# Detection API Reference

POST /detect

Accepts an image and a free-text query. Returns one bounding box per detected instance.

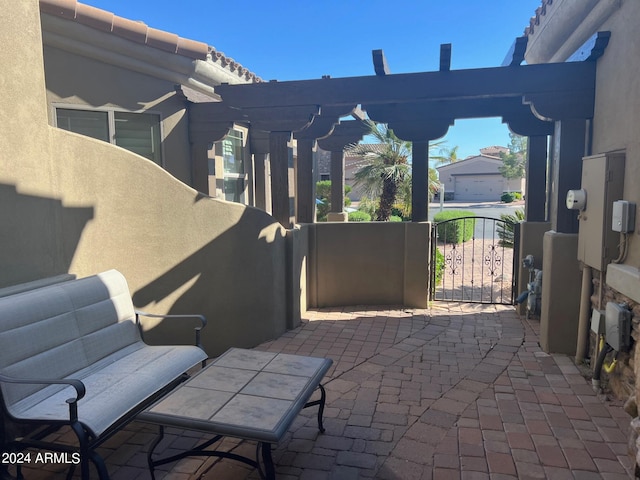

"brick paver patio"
[15,303,634,479]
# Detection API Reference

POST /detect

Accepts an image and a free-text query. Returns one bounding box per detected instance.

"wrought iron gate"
[430,216,518,305]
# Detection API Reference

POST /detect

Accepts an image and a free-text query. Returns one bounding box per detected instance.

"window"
[217,129,247,204]
[224,177,246,203]
[55,108,162,165]
[221,129,244,175]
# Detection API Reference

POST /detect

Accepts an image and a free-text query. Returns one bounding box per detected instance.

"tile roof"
[480,145,509,156]
[524,0,553,36]
[39,0,262,83]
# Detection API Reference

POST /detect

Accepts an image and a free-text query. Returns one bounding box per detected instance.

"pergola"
[195,34,609,233]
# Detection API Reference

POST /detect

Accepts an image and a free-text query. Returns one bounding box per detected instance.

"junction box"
[605,302,631,352]
[577,152,625,271]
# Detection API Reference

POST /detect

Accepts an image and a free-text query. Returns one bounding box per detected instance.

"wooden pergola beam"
[365,97,541,122]
[372,49,390,76]
[440,44,451,72]
[215,62,595,115]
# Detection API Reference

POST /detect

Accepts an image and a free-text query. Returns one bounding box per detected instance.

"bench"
[0,270,208,479]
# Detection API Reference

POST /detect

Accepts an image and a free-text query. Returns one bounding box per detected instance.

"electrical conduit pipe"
[575,265,593,364]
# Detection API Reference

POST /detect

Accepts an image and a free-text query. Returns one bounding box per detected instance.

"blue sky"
[83,0,541,159]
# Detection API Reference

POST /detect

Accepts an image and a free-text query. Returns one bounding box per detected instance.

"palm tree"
[431,145,460,166]
[350,120,411,221]
[395,167,441,219]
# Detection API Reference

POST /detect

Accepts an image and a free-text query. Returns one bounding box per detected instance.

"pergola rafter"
[211,34,606,229]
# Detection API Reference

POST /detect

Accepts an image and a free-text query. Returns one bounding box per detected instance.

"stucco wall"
[306,222,430,308]
[591,1,640,268]
[42,43,193,186]
[0,0,287,357]
[539,232,582,355]
[524,0,640,337]
[526,0,640,271]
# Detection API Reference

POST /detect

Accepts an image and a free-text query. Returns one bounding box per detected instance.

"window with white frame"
[218,129,246,204]
[55,107,162,165]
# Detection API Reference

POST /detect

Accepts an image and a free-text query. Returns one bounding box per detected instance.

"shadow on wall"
[132,206,288,357]
[0,184,94,287]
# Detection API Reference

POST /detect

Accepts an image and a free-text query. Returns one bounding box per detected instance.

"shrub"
[357,197,378,219]
[389,215,403,222]
[434,248,445,286]
[433,210,476,244]
[348,211,371,222]
[316,180,352,222]
[391,206,406,220]
[513,192,523,200]
[497,209,525,247]
[501,192,515,203]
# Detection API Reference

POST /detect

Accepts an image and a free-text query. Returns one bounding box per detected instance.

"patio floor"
[18,303,634,479]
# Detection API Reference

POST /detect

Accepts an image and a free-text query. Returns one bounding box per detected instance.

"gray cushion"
[7,342,206,436]
[0,269,207,435]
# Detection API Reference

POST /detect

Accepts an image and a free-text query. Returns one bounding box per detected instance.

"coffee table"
[138,348,332,479]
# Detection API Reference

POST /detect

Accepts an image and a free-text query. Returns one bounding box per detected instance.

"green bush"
[497,209,525,248]
[434,248,445,286]
[348,211,371,222]
[316,181,352,222]
[357,198,377,219]
[389,215,403,222]
[433,210,476,244]
[513,192,523,200]
[501,192,515,203]
[391,206,408,221]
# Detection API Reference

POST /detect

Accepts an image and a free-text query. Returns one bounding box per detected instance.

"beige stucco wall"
[526,0,640,275]
[590,1,640,270]
[0,0,287,357]
[539,232,582,355]
[525,0,640,354]
[42,43,193,186]
[306,222,430,308]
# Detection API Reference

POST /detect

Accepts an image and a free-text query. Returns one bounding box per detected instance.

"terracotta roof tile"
[111,16,147,44]
[39,0,76,18]
[146,27,180,54]
[177,37,208,59]
[525,0,553,36]
[75,2,113,32]
[39,0,262,82]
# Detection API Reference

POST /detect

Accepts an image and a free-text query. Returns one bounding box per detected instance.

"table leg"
[303,384,327,433]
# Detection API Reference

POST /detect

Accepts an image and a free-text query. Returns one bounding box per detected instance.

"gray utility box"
[605,302,631,352]
[577,152,625,271]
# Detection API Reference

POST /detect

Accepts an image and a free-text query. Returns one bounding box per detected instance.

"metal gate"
[430,216,518,304]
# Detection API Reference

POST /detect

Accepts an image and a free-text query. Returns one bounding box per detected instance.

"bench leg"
[146,425,165,480]
[259,443,275,480]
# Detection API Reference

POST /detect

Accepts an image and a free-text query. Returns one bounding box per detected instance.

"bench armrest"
[135,310,207,350]
[0,373,86,422]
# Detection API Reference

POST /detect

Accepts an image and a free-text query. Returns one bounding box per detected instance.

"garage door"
[454,175,503,201]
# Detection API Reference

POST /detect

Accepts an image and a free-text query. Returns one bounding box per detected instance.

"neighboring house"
[315,148,368,202]
[436,150,524,201]
[39,0,261,204]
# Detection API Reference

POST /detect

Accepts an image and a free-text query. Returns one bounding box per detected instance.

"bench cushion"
[8,342,206,436]
[0,270,207,436]
[0,270,142,404]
